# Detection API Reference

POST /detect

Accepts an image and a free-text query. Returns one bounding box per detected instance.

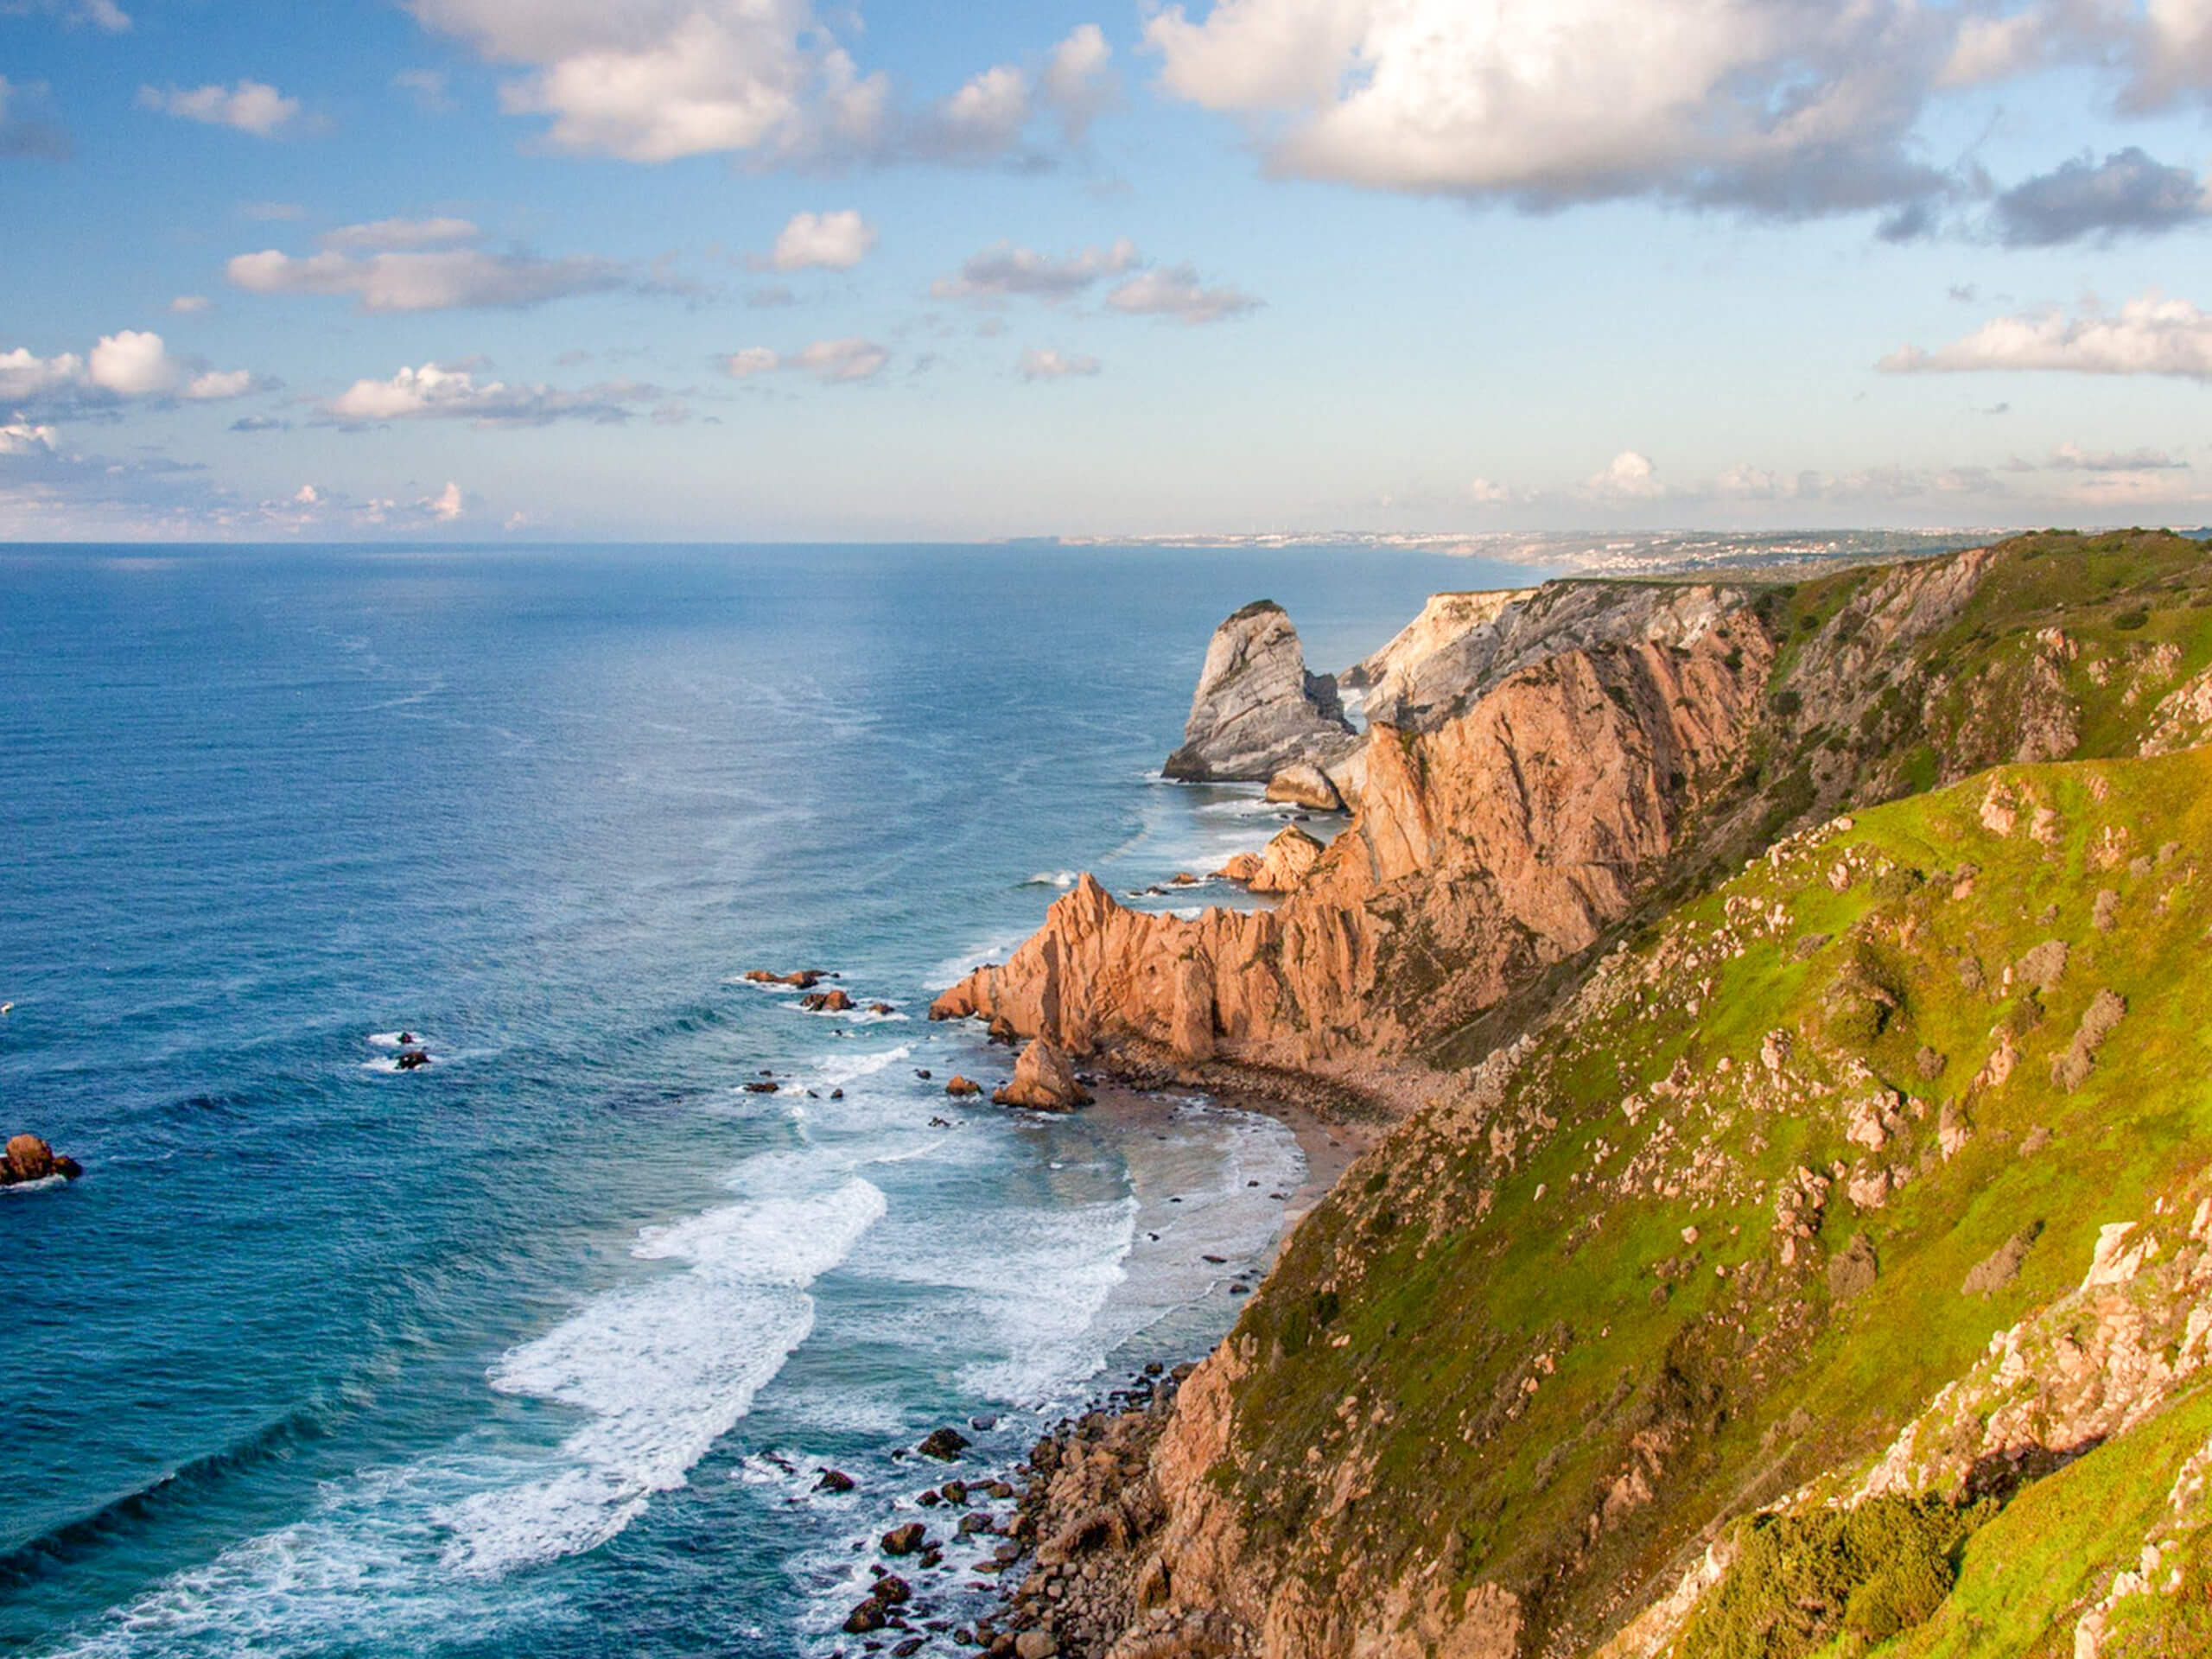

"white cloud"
[322,362,663,426]
[1041,22,1115,141]
[0,419,57,455]
[138,80,301,137]
[1103,264,1261,323]
[322,216,481,251]
[2047,441,2190,472]
[0,329,264,416]
[425,480,466,522]
[227,247,626,312]
[294,483,321,505]
[1018,346,1102,380]
[1141,0,1958,215]
[405,0,888,163]
[1586,450,1667,499]
[87,328,179,394]
[2,0,130,29]
[169,295,213,315]
[930,238,1140,302]
[1881,291,2212,380]
[760,208,876,271]
[722,338,889,384]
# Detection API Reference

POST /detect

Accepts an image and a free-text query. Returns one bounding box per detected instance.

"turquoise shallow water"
[0,543,1533,1656]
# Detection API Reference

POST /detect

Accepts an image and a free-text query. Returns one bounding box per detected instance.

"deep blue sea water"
[0,543,1535,1657]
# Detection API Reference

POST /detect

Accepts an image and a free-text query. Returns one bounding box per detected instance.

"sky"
[5,0,2212,542]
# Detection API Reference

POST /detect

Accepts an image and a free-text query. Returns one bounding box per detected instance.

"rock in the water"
[992,1040,1092,1111]
[742,1080,780,1094]
[881,1522,929,1555]
[1161,601,1359,785]
[1212,851,1263,885]
[1247,824,1326,894]
[918,1426,972,1461]
[945,1075,983,1097]
[799,988,855,1012]
[816,1468,856,1492]
[395,1048,431,1071]
[2,1133,80,1185]
[1263,761,1343,811]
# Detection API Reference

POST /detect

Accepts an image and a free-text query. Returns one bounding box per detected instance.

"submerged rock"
[1,1133,80,1185]
[1161,601,1359,786]
[395,1048,431,1071]
[993,1040,1092,1111]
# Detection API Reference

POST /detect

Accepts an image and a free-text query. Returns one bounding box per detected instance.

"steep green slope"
[1200,741,2212,1655]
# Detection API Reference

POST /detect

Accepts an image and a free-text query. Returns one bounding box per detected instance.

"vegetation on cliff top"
[1205,719,2212,1654]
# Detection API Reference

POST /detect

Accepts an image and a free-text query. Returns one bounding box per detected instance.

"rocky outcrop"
[1245,824,1325,894]
[936,588,1774,1069]
[1263,762,1343,812]
[1162,602,1360,790]
[2,1133,81,1185]
[994,1039,1093,1110]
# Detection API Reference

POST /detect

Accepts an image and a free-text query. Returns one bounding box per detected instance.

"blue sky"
[5,0,2212,540]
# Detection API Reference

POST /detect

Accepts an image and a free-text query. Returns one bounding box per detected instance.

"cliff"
[936,582,1773,1070]
[973,529,2212,1659]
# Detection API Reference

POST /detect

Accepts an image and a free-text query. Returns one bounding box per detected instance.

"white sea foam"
[808,1042,912,1090]
[925,932,1033,990]
[1022,869,1080,888]
[440,1176,887,1575]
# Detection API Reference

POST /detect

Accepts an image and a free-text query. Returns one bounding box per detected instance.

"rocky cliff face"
[982,531,2212,1659]
[1161,601,1362,794]
[936,586,1775,1071]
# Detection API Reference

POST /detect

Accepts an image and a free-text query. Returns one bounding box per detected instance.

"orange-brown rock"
[2,1133,80,1185]
[992,1039,1092,1110]
[1245,823,1325,893]
[933,599,1772,1067]
[1212,852,1262,885]
[945,1075,984,1097]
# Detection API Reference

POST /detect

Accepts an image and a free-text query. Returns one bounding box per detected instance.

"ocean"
[0,542,1535,1656]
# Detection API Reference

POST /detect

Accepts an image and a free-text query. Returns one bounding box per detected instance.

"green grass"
[1207,741,2212,1653]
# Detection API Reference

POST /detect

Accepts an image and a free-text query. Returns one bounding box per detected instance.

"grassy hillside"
[1204,738,2212,1655]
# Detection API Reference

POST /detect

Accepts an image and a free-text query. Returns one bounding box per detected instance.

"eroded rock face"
[936,593,1774,1071]
[1162,601,1359,787]
[1246,824,1325,894]
[1263,762,1343,812]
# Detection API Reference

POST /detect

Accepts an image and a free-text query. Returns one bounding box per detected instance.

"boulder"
[918,1426,972,1460]
[816,1468,856,1493]
[945,1076,984,1097]
[799,988,855,1012]
[993,1040,1092,1111]
[1212,851,1263,885]
[1247,824,1326,894]
[1161,601,1360,784]
[742,1081,780,1095]
[395,1049,431,1071]
[881,1522,929,1555]
[1263,761,1343,812]
[2,1133,79,1185]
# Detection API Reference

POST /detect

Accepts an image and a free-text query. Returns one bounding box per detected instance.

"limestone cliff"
[1161,601,1361,791]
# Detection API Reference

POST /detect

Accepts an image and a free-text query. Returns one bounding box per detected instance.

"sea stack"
[1160,601,1361,791]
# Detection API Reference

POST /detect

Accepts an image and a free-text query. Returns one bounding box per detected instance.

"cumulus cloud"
[758,209,875,271]
[1993,149,2211,245]
[1041,22,1116,142]
[1586,450,1668,499]
[1018,346,1102,380]
[1882,291,2212,380]
[0,328,266,416]
[322,215,481,251]
[404,0,889,163]
[321,361,664,426]
[1141,0,1972,217]
[721,337,889,384]
[425,480,466,522]
[227,246,626,312]
[931,238,1140,302]
[912,24,1116,159]
[1103,264,1261,323]
[0,419,58,455]
[138,80,301,137]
